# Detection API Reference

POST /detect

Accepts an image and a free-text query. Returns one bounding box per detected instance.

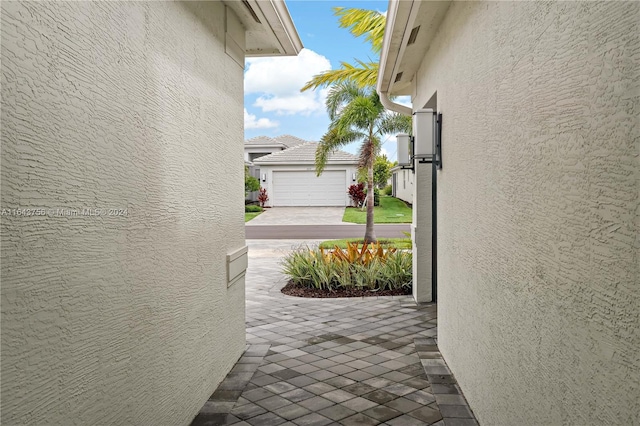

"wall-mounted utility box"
[397,133,412,166]
[413,109,435,159]
[227,245,248,287]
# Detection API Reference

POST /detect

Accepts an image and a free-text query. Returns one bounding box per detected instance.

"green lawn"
[342,196,412,224]
[245,212,262,222]
[319,238,412,250]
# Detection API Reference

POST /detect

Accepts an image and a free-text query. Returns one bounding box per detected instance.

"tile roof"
[273,134,309,148]
[245,134,310,149]
[253,142,358,165]
[244,136,285,148]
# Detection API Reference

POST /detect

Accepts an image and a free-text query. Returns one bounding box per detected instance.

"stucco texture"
[412,162,432,303]
[1,2,246,425]
[413,2,639,425]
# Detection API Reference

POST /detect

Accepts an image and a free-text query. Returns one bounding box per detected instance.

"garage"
[273,170,347,206]
[252,141,359,207]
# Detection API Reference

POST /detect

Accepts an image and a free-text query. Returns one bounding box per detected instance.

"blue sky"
[243,1,402,160]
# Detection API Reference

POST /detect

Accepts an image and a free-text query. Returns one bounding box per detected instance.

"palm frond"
[300,61,379,92]
[316,127,361,175]
[335,96,379,131]
[325,81,367,120]
[376,112,413,136]
[333,7,386,54]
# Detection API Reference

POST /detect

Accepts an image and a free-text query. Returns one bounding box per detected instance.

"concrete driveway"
[246,207,346,226]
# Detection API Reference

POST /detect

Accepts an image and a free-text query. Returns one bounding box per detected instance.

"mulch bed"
[281,280,412,298]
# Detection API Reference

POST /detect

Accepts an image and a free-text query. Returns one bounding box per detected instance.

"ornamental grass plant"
[281,242,412,292]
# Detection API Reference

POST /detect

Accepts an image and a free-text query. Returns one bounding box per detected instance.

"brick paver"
[192,240,478,426]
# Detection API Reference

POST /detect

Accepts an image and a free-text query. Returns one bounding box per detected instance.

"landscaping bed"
[280,243,412,298]
[281,280,411,298]
[245,205,263,222]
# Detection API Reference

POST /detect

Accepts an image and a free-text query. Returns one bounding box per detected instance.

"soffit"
[378,1,451,96]
[224,0,302,56]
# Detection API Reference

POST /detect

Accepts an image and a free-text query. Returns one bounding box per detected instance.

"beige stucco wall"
[412,2,639,424]
[1,2,246,425]
[412,162,432,303]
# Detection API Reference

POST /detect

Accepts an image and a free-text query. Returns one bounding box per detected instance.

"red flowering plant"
[347,183,366,208]
[257,188,269,208]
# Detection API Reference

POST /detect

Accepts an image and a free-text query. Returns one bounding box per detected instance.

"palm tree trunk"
[364,161,377,243]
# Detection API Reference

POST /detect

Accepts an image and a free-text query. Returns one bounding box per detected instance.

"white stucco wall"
[1,2,246,425]
[393,168,414,204]
[244,147,284,162]
[412,2,639,424]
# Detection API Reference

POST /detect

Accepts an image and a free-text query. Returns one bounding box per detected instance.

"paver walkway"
[192,240,477,426]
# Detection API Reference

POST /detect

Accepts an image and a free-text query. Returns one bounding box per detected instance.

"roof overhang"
[225,0,302,56]
[378,0,451,97]
[244,144,285,149]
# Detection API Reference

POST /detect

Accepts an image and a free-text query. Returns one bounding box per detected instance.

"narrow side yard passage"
[193,241,477,426]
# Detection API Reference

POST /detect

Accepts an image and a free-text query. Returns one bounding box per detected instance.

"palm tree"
[301,8,385,91]
[316,81,411,243]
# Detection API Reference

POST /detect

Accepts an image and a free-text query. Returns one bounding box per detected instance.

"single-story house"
[378,0,638,425]
[1,1,301,425]
[244,135,307,202]
[391,165,413,204]
[253,142,359,206]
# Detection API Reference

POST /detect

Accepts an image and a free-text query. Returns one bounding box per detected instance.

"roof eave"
[377,0,452,97]
[225,0,302,57]
[244,144,285,149]
[378,0,414,97]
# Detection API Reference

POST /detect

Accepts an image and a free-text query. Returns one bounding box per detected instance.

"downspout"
[378,90,412,116]
[376,0,414,117]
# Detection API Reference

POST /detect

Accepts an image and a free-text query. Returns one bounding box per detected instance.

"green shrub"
[383,184,393,196]
[281,243,412,291]
[245,166,260,195]
[245,205,263,213]
[363,187,380,206]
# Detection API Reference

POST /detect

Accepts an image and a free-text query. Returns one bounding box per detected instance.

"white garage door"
[273,170,347,206]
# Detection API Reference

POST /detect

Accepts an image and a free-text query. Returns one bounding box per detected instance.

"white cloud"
[244,48,331,116]
[395,96,412,108]
[254,95,318,115]
[244,108,278,129]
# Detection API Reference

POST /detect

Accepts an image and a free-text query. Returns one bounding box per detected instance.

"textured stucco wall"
[412,1,639,424]
[412,162,432,303]
[1,2,246,425]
